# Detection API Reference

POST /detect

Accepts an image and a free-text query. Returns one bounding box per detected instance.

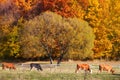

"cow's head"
[110,69,115,74]
[13,66,16,70]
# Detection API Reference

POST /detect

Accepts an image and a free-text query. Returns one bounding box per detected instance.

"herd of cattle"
[1,62,115,74]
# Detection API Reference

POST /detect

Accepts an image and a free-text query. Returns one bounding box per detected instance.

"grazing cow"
[30,63,43,71]
[75,63,92,73]
[2,62,16,70]
[98,64,115,74]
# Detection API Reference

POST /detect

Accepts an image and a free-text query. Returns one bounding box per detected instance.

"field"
[0,61,120,80]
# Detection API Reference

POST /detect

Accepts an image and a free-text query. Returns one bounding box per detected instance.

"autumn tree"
[22,11,74,64]
[31,0,84,18]
[106,0,120,60]
[0,25,20,59]
[84,0,112,59]
[66,18,95,60]
[22,11,94,64]
[93,0,120,60]
[0,0,39,23]
[17,18,45,60]
[0,0,84,21]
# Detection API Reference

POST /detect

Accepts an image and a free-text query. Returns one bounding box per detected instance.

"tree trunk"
[57,56,63,65]
[57,44,69,65]
[57,52,66,66]
[49,55,53,64]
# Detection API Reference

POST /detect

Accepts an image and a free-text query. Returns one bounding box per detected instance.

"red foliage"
[0,0,80,20]
[77,0,89,10]
[32,0,78,18]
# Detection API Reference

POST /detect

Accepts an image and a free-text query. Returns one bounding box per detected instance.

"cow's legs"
[75,68,81,73]
[30,66,33,71]
[75,68,79,73]
[107,69,111,73]
[75,69,78,73]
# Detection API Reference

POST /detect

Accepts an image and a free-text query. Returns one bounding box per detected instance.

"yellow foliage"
[1,25,10,34]
[89,0,99,7]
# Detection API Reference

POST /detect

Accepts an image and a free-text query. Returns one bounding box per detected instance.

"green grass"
[0,62,120,80]
[0,71,120,80]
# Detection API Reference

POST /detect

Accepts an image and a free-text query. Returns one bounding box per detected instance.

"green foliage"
[66,18,95,60]
[18,17,45,59]
[22,11,74,60]
[22,11,94,60]
[0,25,20,59]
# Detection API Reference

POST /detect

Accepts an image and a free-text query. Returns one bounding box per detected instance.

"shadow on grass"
[112,73,120,76]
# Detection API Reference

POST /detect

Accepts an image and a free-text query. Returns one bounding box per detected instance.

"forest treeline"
[0,0,120,62]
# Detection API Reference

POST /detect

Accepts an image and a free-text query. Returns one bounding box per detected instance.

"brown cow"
[75,63,92,73]
[2,62,16,70]
[98,64,115,74]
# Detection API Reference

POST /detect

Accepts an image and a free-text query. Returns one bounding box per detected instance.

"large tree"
[106,0,120,60]
[21,11,94,64]
[84,0,112,59]
[22,11,74,64]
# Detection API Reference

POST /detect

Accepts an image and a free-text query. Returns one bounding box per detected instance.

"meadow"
[0,61,120,80]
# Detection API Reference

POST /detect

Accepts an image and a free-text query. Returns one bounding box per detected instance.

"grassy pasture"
[0,61,120,80]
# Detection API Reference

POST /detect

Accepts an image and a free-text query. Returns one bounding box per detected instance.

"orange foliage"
[0,0,82,19]
[33,0,81,18]
[41,0,68,17]
[77,0,89,10]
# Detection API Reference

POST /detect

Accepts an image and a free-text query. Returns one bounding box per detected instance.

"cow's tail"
[75,64,79,73]
[99,65,101,71]
[39,65,43,71]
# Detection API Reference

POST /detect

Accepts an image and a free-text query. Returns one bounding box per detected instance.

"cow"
[98,64,115,74]
[75,63,92,73]
[2,62,16,70]
[30,63,43,71]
